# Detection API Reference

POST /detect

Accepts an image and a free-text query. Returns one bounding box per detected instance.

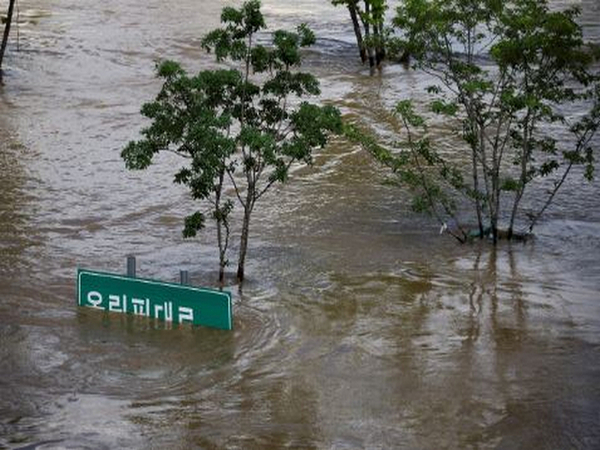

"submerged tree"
[331,0,388,70]
[350,0,600,243]
[122,1,341,282]
[0,0,17,80]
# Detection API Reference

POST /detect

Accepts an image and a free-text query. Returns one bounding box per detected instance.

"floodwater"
[1,0,599,448]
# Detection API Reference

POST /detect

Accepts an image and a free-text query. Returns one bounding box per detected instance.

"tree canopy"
[348,0,600,242]
[122,0,342,282]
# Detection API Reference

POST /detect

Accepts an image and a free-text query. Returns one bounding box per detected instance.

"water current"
[1,0,599,448]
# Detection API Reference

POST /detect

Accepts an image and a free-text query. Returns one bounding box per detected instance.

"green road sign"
[77,269,232,330]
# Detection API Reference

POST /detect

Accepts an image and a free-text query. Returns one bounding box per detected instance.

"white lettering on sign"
[178,307,194,323]
[108,294,127,313]
[79,270,232,329]
[87,291,103,309]
[100,293,196,324]
[132,298,150,316]
[83,288,202,325]
[154,301,173,321]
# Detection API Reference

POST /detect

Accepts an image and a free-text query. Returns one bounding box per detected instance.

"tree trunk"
[217,217,227,284]
[236,205,252,282]
[214,170,228,284]
[466,119,484,238]
[219,214,231,284]
[528,162,574,234]
[362,2,376,71]
[490,215,498,244]
[373,23,385,68]
[490,163,501,244]
[476,119,495,241]
[507,190,522,240]
[0,0,17,78]
[508,117,533,240]
[219,263,225,284]
[488,168,499,244]
[472,153,484,238]
[347,5,367,64]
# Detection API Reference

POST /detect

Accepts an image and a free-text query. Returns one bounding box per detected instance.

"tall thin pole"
[127,255,136,278]
[0,0,17,78]
[180,270,189,285]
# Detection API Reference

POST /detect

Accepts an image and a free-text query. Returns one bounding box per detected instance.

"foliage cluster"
[122,1,342,282]
[349,0,600,242]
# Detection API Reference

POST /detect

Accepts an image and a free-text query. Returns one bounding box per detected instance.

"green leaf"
[430,99,458,116]
[183,212,206,238]
[500,177,519,191]
[395,100,425,127]
[297,23,316,47]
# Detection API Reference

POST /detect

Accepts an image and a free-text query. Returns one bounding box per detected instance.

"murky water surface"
[1,1,599,448]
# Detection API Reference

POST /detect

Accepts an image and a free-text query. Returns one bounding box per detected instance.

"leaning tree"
[0,0,17,80]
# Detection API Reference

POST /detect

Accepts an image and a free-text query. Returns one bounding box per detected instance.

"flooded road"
[1,0,600,448]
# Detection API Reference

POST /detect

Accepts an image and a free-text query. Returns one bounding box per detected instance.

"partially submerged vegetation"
[331,0,388,71]
[123,0,599,282]
[122,1,342,283]
[349,0,600,244]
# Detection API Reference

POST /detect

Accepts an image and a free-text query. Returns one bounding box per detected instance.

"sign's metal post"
[127,256,136,278]
[180,270,189,285]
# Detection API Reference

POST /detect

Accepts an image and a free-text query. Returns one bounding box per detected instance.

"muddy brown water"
[1,1,600,449]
